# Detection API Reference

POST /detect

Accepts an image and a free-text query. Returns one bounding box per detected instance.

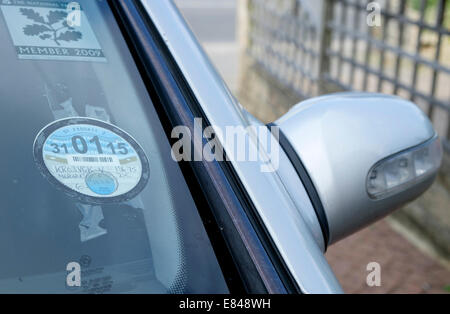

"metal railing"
[246,0,450,151]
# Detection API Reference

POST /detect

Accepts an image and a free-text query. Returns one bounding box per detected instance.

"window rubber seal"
[268,123,330,249]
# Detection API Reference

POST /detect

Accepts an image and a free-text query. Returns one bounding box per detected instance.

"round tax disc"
[33,117,150,204]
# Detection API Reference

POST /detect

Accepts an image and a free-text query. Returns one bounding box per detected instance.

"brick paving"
[326,219,450,294]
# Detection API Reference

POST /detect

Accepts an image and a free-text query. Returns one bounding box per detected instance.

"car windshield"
[0,0,228,293]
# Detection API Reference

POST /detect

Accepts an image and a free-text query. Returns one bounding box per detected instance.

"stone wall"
[238,55,300,123]
[392,154,450,260]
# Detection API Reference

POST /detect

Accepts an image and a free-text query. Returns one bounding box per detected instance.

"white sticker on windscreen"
[0,0,106,62]
[33,118,150,204]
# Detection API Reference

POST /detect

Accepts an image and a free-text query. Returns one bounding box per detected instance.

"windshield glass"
[0,0,229,293]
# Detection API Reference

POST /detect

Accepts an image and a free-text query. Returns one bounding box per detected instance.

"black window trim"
[108,0,290,294]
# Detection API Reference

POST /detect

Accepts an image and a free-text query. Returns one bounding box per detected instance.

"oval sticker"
[33,118,150,204]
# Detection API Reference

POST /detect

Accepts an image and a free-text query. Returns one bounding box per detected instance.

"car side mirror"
[273,93,443,245]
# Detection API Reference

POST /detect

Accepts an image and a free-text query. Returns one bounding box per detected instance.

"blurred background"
[174,0,450,293]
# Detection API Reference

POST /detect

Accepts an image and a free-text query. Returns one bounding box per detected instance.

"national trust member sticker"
[33,117,150,204]
[0,0,107,62]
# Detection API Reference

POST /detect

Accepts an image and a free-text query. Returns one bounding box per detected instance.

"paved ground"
[175,0,450,294]
[327,219,450,293]
[175,0,239,92]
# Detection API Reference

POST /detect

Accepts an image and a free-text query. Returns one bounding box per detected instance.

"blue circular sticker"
[85,171,118,196]
[33,118,150,204]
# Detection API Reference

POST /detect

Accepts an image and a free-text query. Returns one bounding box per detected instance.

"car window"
[0,0,228,294]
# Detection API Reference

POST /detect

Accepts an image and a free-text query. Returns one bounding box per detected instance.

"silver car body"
[140,0,343,293]
[276,93,437,243]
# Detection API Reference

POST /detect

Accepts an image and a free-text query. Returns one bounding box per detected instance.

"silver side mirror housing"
[275,93,443,245]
